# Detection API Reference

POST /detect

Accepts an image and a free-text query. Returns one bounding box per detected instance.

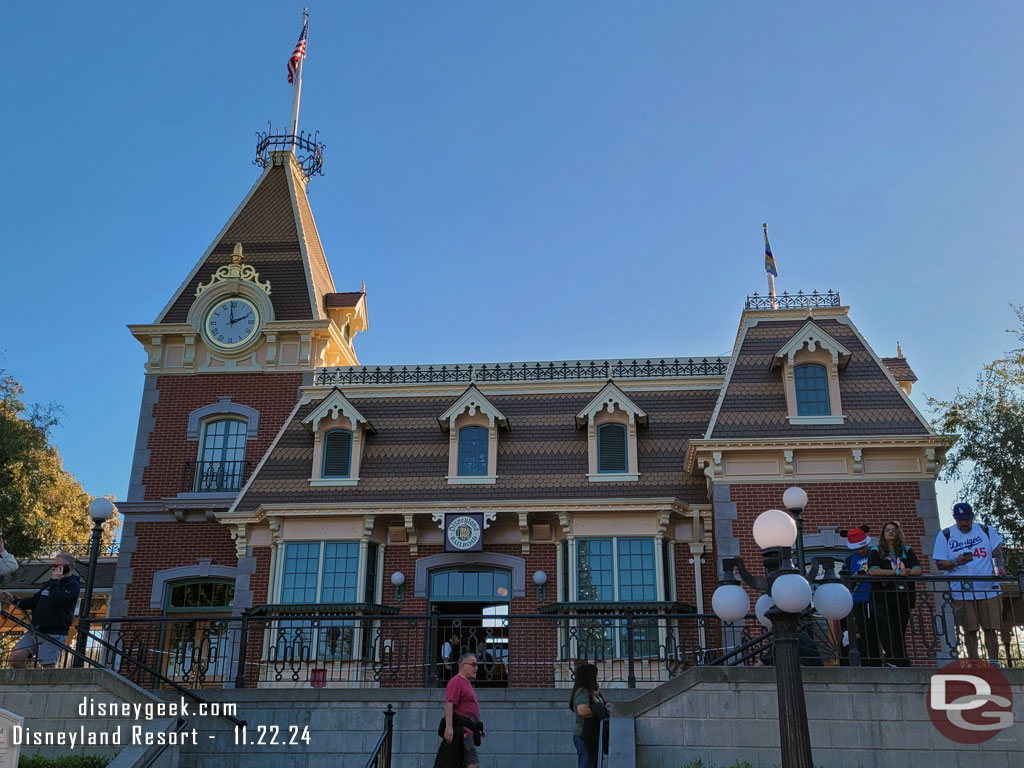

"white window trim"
[439,385,508,484]
[571,536,662,602]
[577,381,647,483]
[772,323,851,425]
[303,388,374,486]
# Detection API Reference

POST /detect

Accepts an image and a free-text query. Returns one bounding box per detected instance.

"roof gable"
[302,388,374,433]
[438,385,509,431]
[772,321,852,369]
[575,381,648,429]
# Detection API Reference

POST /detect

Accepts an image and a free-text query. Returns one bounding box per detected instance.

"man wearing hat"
[932,503,1007,664]
[843,526,880,665]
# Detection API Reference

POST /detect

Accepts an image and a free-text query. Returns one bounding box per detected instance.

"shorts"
[462,730,479,766]
[954,596,1002,633]
[13,631,66,666]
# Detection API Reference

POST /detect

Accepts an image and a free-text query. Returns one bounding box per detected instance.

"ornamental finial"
[232,243,244,266]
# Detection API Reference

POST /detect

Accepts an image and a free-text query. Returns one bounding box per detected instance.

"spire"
[155,154,336,324]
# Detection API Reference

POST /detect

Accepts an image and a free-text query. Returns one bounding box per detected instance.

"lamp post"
[782,486,808,574]
[73,497,115,667]
[712,508,852,768]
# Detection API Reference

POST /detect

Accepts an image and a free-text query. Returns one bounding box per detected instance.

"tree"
[0,369,120,563]
[930,307,1024,552]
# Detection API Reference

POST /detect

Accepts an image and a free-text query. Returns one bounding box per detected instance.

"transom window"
[323,430,353,478]
[279,541,380,604]
[196,418,247,492]
[165,580,235,612]
[457,426,488,477]
[794,364,831,416]
[576,537,657,602]
[597,423,628,473]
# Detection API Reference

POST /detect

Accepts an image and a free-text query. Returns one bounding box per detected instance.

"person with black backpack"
[868,521,922,666]
[932,502,1007,665]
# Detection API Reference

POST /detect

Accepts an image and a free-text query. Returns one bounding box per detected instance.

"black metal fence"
[4,574,1023,687]
[181,460,252,493]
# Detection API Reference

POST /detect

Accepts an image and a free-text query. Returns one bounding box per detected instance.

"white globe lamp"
[88,497,116,522]
[771,573,812,613]
[782,486,808,511]
[755,594,775,629]
[752,509,798,549]
[712,584,750,623]
[813,582,853,620]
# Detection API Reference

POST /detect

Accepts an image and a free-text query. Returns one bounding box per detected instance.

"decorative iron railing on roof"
[744,289,841,310]
[314,357,729,387]
[254,123,325,179]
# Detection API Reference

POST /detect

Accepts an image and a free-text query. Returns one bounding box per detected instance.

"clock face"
[446,515,483,551]
[204,298,260,349]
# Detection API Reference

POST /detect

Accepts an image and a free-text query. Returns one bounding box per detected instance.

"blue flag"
[764,229,778,277]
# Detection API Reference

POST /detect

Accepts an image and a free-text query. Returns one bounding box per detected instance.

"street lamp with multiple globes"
[73,497,115,667]
[711,503,853,768]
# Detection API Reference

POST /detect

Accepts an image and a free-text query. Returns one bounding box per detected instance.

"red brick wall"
[142,373,303,500]
[728,482,926,574]
[125,521,238,617]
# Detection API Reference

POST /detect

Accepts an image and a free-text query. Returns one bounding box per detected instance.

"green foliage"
[0,369,120,563]
[19,755,110,768]
[930,306,1024,556]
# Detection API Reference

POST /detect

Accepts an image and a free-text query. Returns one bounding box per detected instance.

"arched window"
[794,364,831,416]
[457,426,488,477]
[162,579,235,684]
[165,580,236,613]
[196,418,247,492]
[597,423,628,473]
[323,429,353,478]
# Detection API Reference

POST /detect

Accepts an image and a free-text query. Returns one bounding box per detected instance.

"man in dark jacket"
[1,553,81,668]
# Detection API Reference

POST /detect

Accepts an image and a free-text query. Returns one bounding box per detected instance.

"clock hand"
[230,310,253,325]
[229,303,235,324]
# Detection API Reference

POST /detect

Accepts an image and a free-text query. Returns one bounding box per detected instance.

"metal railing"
[364,705,395,768]
[314,357,729,387]
[182,460,252,493]
[6,575,1020,692]
[744,289,842,310]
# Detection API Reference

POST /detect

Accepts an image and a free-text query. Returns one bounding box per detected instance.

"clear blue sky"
[2,2,1022,524]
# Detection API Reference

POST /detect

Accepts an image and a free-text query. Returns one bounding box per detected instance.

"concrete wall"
[0,669,179,766]
[161,686,638,768]
[616,666,1024,768]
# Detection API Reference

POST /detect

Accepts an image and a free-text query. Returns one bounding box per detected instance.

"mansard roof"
[155,153,338,324]
[880,356,918,383]
[230,386,719,514]
[706,313,933,439]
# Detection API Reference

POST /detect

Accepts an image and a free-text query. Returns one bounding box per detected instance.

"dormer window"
[457,426,489,477]
[597,423,628,473]
[772,321,850,425]
[304,389,374,487]
[323,429,353,478]
[439,385,509,485]
[794,364,831,416]
[576,381,647,482]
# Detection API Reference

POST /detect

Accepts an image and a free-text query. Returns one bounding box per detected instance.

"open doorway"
[429,567,512,688]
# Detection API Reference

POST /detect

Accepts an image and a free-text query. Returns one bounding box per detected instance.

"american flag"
[287,18,308,85]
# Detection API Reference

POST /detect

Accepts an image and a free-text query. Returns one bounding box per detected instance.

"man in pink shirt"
[443,653,481,768]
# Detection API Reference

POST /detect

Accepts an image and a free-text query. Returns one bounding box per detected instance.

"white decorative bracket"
[196,243,271,298]
[518,512,530,554]
[230,523,247,559]
[404,513,419,555]
[783,450,794,478]
[852,448,863,476]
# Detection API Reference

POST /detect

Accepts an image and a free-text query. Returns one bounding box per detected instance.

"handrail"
[1,600,246,727]
[138,717,189,768]
[364,705,395,768]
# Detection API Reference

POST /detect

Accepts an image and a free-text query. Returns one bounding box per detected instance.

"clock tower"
[112,146,367,618]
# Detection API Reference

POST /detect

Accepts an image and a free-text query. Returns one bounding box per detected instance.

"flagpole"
[289,9,308,151]
[764,223,778,309]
